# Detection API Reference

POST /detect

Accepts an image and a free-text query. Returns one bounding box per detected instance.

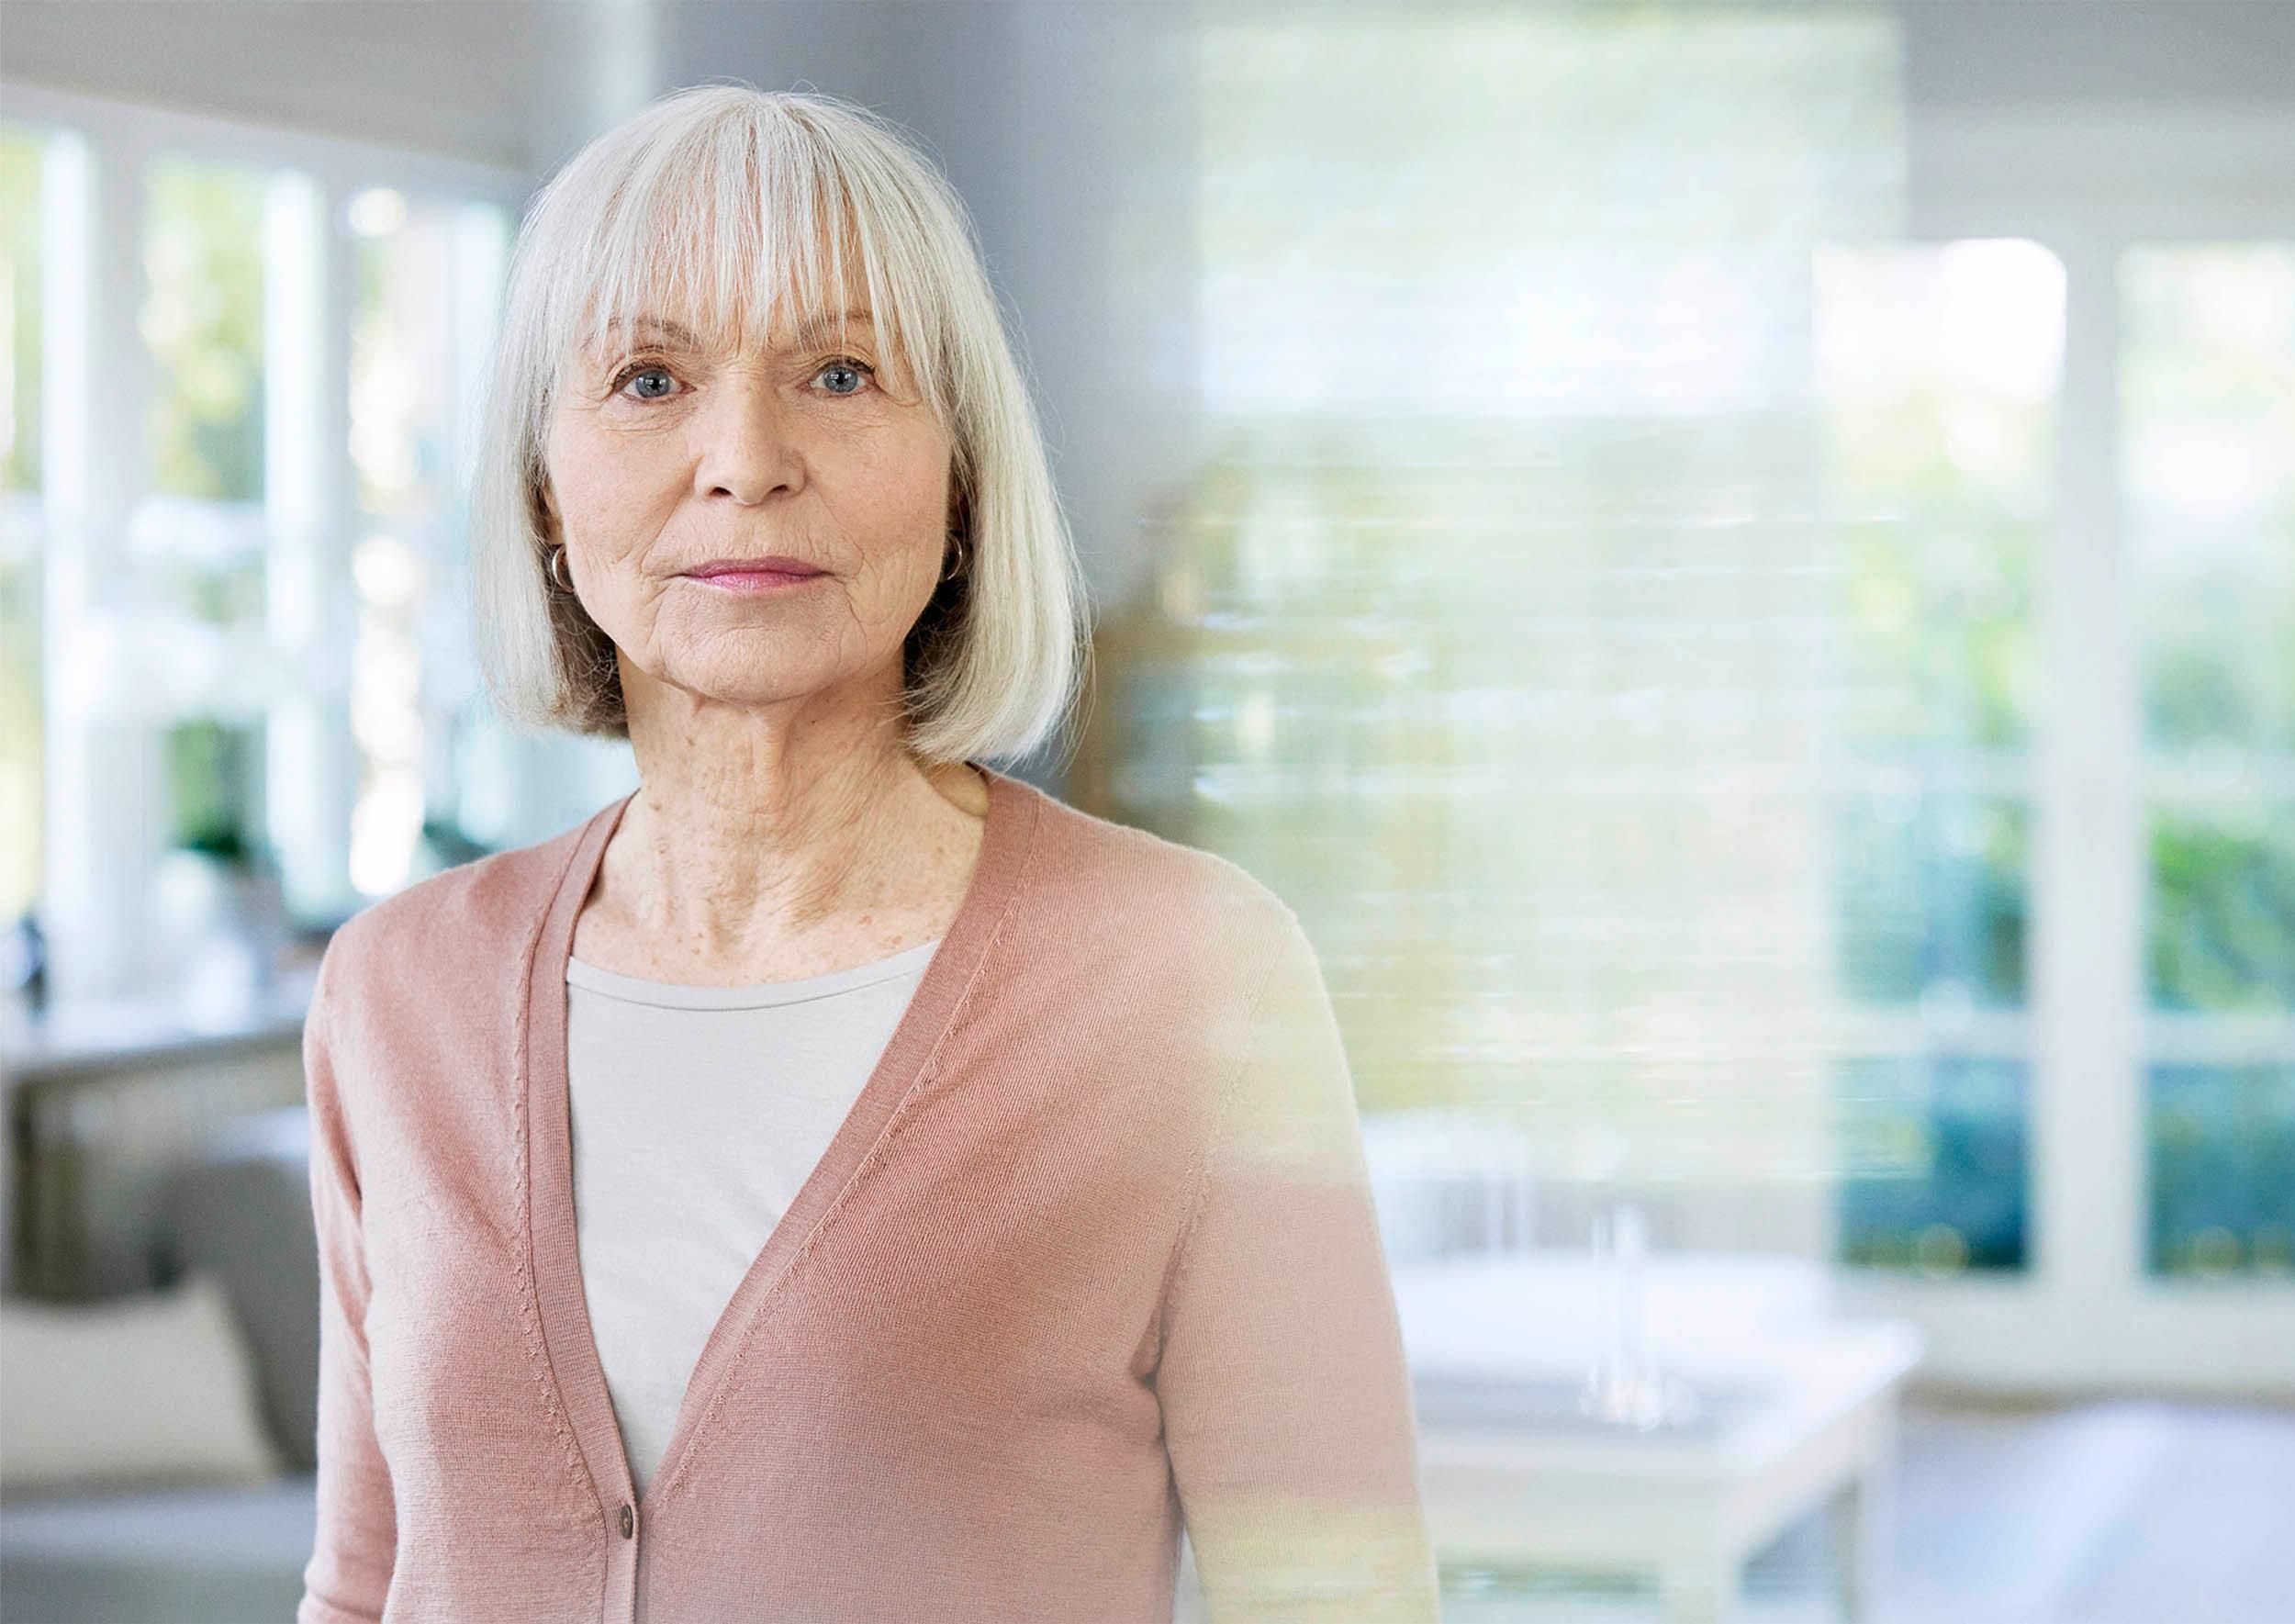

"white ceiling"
[0,0,578,173]
[4,0,2291,184]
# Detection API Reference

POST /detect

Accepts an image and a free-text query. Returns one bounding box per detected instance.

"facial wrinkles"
[584,403,895,621]
[544,310,947,635]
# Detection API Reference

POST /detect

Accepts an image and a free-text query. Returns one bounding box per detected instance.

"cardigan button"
[619,1502,634,1540]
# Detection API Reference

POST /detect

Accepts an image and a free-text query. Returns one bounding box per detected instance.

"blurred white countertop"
[0,966,318,1083]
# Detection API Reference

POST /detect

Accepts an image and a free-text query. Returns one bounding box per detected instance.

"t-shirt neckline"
[564,935,944,1011]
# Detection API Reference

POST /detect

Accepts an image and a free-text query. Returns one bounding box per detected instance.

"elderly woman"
[297,84,1437,1624]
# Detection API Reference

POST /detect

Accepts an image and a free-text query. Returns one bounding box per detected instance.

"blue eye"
[817,359,874,396]
[611,364,679,400]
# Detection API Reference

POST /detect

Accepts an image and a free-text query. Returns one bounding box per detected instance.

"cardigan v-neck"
[296,762,1440,1624]
[529,773,1033,1592]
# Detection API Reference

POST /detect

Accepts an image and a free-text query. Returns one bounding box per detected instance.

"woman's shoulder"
[1020,786,1300,971]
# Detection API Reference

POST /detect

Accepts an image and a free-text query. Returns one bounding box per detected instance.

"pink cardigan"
[297,763,1441,1622]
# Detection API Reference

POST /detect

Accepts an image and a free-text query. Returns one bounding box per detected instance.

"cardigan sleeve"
[1156,908,1443,1621]
[297,945,399,1624]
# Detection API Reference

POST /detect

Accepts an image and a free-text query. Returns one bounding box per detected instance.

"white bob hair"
[466,82,1092,768]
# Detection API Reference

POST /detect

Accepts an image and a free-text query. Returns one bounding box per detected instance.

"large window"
[139,154,274,871]
[2126,242,2295,1281]
[1815,239,2061,1275]
[2,85,528,1002]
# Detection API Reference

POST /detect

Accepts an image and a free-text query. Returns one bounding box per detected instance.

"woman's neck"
[571,752,988,986]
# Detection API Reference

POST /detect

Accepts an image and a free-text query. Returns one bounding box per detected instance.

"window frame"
[1831,101,2295,1394]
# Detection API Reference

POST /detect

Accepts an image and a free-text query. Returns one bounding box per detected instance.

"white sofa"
[1,1109,320,1622]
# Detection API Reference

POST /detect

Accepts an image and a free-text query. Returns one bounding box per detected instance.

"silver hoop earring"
[548,544,573,593]
[940,532,968,585]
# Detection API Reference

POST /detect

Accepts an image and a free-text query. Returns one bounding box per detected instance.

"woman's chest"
[358,1057,1195,1473]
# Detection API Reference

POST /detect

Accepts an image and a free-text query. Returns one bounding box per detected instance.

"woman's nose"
[692,373,802,504]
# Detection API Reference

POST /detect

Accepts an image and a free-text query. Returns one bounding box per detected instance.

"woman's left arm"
[1155,907,1443,1621]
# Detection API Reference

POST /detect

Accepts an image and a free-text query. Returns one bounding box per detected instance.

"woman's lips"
[682,568,825,594]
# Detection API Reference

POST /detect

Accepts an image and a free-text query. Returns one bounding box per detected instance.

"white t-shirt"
[563,935,942,1498]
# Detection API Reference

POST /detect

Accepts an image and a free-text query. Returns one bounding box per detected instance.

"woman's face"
[539,285,955,724]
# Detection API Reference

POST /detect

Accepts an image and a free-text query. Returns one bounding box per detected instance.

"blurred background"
[0,2,2289,1620]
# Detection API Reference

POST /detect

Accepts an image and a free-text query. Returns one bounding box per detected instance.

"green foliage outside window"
[165,716,264,863]
[143,157,265,503]
[2148,813,2295,1014]
[1835,792,2027,1008]
[2150,1064,2295,1278]
[1837,1055,2027,1273]
[1831,417,2042,754]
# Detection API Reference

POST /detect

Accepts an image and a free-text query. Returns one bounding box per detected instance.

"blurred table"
[0,971,314,1297]
[1393,1251,1923,1623]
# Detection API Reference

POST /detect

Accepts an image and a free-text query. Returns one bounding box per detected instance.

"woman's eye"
[610,364,680,401]
[816,359,875,396]
[604,358,873,401]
